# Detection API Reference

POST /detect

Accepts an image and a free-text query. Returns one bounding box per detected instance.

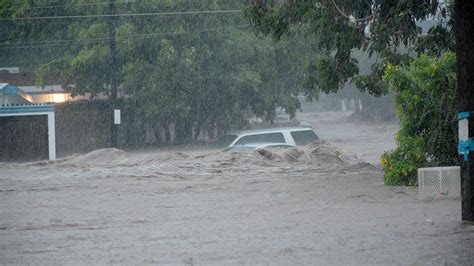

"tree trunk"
[207,123,216,140]
[164,123,171,145]
[184,122,193,143]
[151,123,162,146]
[194,122,201,141]
[455,0,474,221]
[174,122,183,145]
[174,121,193,144]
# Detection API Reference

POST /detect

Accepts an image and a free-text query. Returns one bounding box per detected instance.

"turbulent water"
[1,112,473,264]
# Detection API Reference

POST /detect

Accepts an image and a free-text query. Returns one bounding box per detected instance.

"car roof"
[228,127,314,136]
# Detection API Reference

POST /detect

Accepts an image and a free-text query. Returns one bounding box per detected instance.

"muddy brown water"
[1,112,473,264]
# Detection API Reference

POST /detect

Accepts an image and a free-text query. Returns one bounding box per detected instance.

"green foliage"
[381,136,427,186]
[415,23,455,57]
[242,0,452,97]
[242,0,457,185]
[2,1,455,146]
[1,0,81,68]
[382,52,458,185]
[2,1,326,144]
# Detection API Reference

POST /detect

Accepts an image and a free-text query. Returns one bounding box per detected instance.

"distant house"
[0,67,20,74]
[1,83,32,104]
[1,68,126,161]
[0,82,90,105]
[0,69,123,105]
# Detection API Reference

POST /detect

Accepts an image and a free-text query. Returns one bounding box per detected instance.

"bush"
[382,52,458,186]
[381,136,427,186]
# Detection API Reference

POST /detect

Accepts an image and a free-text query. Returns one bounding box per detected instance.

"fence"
[418,166,461,200]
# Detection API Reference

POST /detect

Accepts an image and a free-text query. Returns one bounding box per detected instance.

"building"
[0,69,123,105]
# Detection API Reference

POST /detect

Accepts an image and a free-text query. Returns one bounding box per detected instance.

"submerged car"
[214,127,319,150]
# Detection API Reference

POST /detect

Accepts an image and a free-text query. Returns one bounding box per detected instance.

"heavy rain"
[1,0,474,265]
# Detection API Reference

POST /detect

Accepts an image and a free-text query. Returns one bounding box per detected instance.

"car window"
[235,132,285,145]
[290,130,319,145]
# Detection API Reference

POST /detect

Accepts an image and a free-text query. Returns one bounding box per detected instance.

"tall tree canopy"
[243,0,453,96]
[0,0,321,142]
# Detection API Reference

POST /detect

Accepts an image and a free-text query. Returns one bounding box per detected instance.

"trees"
[1,0,321,144]
[0,0,74,71]
[243,1,466,178]
[242,0,450,96]
[382,53,458,185]
[244,0,474,220]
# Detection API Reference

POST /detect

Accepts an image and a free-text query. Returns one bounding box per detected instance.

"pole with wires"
[108,0,118,148]
[458,112,474,221]
[455,0,474,222]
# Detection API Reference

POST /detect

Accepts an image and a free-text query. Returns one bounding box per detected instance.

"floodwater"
[1,111,473,264]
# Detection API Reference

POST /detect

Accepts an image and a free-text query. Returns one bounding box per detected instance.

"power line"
[0,24,249,49]
[1,35,113,46]
[330,0,374,22]
[3,1,126,11]
[1,23,249,47]
[0,9,241,21]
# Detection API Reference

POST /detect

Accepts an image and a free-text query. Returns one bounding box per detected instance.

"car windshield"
[213,134,238,148]
[290,130,319,145]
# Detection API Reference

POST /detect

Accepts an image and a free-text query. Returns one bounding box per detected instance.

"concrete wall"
[0,100,153,161]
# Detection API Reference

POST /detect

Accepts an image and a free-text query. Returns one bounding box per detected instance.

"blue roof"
[1,83,18,94]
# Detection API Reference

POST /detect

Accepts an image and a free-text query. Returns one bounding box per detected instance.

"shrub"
[381,136,427,186]
[382,52,458,186]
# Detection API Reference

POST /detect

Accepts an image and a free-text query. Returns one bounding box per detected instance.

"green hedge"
[382,52,458,186]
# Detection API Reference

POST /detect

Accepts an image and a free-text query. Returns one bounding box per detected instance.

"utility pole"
[455,0,474,222]
[108,0,118,147]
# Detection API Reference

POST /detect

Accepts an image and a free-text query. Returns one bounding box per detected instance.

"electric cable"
[0,9,241,21]
[0,24,249,49]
